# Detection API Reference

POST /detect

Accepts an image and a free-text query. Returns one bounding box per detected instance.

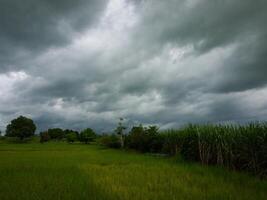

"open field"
[0,142,266,200]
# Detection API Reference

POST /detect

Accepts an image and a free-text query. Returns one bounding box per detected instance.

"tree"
[5,116,36,140]
[48,128,64,140]
[66,132,77,143]
[126,125,161,152]
[64,129,79,139]
[115,118,127,148]
[80,128,96,144]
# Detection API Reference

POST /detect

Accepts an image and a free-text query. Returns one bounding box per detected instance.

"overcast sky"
[0,0,267,132]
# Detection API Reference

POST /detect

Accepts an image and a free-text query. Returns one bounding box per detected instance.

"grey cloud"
[1,0,267,132]
[210,34,267,93]
[133,0,267,93]
[0,0,108,72]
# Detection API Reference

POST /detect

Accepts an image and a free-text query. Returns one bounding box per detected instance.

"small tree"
[66,132,77,143]
[5,116,36,140]
[115,118,127,148]
[80,128,96,144]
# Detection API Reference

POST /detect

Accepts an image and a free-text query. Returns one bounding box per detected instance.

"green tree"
[48,128,64,140]
[66,132,77,143]
[5,116,36,140]
[126,125,161,152]
[80,128,96,144]
[115,118,127,148]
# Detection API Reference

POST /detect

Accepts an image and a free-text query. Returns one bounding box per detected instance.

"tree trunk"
[120,134,124,148]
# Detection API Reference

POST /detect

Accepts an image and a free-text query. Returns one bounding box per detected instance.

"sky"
[0,0,267,132]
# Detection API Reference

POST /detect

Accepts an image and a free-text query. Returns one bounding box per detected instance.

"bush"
[125,125,161,153]
[98,134,121,148]
[161,130,185,155]
[48,128,65,140]
[40,131,50,143]
[100,122,267,177]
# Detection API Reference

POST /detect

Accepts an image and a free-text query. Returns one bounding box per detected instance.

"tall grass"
[161,123,267,177]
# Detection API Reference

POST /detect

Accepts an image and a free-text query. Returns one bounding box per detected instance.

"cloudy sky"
[0,0,267,132]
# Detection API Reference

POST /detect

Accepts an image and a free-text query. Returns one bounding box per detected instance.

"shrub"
[99,134,121,148]
[40,131,50,143]
[161,130,185,155]
[126,125,161,153]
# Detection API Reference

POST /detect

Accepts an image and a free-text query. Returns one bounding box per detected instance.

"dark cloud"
[0,0,107,71]
[134,0,267,93]
[1,0,267,132]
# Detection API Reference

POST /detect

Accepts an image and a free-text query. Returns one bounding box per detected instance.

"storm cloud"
[0,0,267,132]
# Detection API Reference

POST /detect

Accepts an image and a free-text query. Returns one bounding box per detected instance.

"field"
[0,142,266,200]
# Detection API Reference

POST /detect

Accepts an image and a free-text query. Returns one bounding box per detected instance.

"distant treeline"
[40,128,97,144]
[3,116,267,177]
[99,123,267,177]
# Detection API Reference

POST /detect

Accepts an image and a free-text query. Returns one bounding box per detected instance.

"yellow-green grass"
[0,142,266,200]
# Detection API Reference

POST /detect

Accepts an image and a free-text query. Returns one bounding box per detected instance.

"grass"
[0,141,266,200]
[160,123,267,176]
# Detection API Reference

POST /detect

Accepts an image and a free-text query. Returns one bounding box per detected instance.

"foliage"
[161,123,267,177]
[80,128,96,144]
[114,118,127,148]
[64,129,79,139]
[98,134,121,149]
[66,132,77,143]
[125,125,161,153]
[161,130,185,155]
[40,131,50,143]
[5,116,36,140]
[48,128,65,140]
[101,122,267,177]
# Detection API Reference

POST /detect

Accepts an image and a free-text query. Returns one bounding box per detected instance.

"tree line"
[4,116,97,144]
[3,116,267,177]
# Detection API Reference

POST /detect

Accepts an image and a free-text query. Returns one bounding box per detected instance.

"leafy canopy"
[6,116,36,140]
[80,128,96,143]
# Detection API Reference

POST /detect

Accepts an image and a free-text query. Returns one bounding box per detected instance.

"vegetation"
[114,118,127,148]
[5,116,36,140]
[98,134,121,148]
[125,125,162,152]
[47,128,65,140]
[1,116,267,199]
[80,128,96,144]
[179,124,267,177]
[40,131,50,143]
[100,123,267,177]
[66,132,77,143]
[0,142,266,200]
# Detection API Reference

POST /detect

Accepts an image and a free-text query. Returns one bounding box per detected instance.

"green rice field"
[0,142,266,200]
